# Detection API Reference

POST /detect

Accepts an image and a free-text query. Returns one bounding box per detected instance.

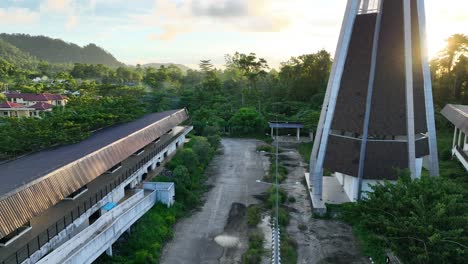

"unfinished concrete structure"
[0,109,192,264]
[308,0,439,211]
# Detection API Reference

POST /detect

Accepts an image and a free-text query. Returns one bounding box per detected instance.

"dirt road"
[160,138,269,264]
[277,142,370,264]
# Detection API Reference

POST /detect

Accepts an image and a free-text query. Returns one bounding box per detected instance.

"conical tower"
[309,0,439,205]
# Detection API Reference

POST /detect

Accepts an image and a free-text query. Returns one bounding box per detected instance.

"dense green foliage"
[242,232,265,264]
[341,172,467,264]
[229,107,265,135]
[431,34,468,106]
[97,136,218,264]
[0,96,146,159]
[0,34,123,67]
[0,39,38,69]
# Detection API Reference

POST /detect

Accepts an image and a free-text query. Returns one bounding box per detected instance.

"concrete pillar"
[463,134,468,151]
[297,128,300,141]
[106,245,113,257]
[309,130,314,141]
[453,127,458,148]
[458,131,463,147]
[271,127,274,138]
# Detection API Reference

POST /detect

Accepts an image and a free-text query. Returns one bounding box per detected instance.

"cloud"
[0,7,39,25]
[66,15,78,30]
[191,0,248,17]
[40,0,73,13]
[143,0,291,41]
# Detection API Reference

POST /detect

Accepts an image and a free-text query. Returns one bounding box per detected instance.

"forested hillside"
[0,38,38,68]
[0,34,123,67]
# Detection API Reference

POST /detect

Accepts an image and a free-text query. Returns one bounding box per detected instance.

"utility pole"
[273,120,281,264]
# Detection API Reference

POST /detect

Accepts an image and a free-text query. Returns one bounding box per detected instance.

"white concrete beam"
[403,0,417,178]
[417,0,439,176]
[312,0,361,199]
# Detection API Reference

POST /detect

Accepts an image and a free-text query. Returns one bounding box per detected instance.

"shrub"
[247,205,262,227]
[242,232,264,264]
[341,172,468,263]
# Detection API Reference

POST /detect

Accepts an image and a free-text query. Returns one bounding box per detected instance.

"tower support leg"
[417,0,439,176]
[403,0,417,178]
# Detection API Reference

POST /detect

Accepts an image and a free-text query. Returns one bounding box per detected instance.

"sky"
[0,0,467,68]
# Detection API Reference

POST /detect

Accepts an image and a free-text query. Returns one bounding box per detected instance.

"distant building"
[0,109,192,264]
[441,104,468,171]
[0,92,66,118]
[4,92,68,107]
[0,101,32,118]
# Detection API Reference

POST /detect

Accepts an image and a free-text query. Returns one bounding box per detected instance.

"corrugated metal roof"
[0,109,188,239]
[441,104,468,134]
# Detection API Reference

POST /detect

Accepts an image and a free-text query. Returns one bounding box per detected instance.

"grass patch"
[247,205,262,227]
[297,142,312,166]
[280,233,298,264]
[242,232,265,264]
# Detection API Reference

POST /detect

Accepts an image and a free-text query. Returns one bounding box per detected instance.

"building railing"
[455,145,468,162]
[1,128,189,264]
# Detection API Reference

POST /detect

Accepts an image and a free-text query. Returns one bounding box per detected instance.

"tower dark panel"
[310,0,439,205]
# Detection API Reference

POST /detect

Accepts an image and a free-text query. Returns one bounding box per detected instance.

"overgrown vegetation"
[96,135,219,264]
[340,171,467,264]
[0,96,146,159]
[247,205,262,227]
[242,232,264,264]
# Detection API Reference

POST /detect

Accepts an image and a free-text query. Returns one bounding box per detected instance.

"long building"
[0,109,192,264]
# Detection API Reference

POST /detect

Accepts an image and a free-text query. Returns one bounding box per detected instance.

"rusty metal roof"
[0,109,188,239]
[441,104,468,135]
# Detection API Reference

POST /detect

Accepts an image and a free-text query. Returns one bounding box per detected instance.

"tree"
[431,34,468,105]
[192,137,214,165]
[279,50,332,101]
[199,60,214,73]
[228,107,265,135]
[225,52,269,106]
[342,172,468,263]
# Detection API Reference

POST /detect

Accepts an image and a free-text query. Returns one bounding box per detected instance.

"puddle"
[214,234,240,248]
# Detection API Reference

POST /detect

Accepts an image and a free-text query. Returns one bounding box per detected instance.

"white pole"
[312,0,361,199]
[417,0,440,176]
[403,0,417,178]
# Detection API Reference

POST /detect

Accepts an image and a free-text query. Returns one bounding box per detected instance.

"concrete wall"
[144,182,175,207]
[36,190,150,264]
[20,127,192,264]
[334,172,394,201]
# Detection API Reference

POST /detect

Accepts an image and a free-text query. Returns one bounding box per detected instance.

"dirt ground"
[160,138,369,264]
[160,138,269,264]
[276,141,370,264]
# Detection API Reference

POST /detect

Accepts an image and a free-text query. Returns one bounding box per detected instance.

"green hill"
[0,33,123,67]
[0,38,38,68]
